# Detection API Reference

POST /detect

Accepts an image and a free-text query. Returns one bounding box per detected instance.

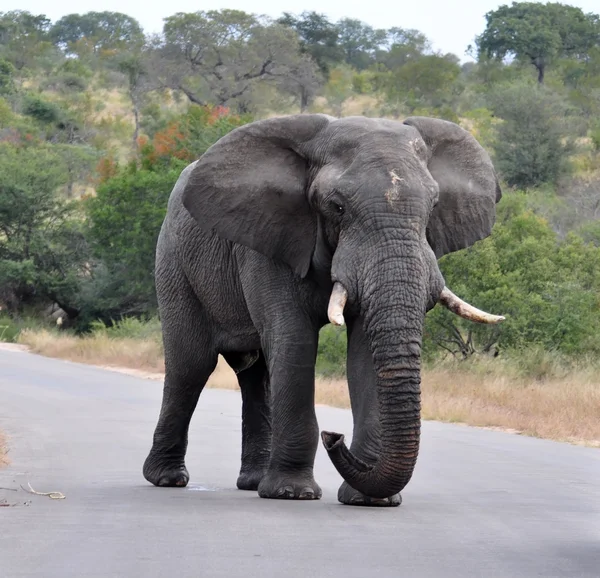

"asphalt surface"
[0,347,599,577]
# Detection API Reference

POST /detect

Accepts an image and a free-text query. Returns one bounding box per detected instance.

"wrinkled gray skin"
[143,114,501,506]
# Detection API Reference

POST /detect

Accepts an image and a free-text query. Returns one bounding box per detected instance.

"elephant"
[142,114,504,507]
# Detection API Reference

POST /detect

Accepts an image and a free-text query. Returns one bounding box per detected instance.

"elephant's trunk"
[322,243,426,499]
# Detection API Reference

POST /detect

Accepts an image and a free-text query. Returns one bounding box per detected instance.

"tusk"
[439,287,505,324]
[328,282,348,326]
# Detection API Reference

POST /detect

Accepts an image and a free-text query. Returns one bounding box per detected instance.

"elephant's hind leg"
[143,265,217,488]
[224,351,272,491]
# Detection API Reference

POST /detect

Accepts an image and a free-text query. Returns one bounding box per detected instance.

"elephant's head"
[182,114,504,499]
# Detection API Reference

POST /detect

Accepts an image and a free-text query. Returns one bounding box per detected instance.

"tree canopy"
[476,2,600,83]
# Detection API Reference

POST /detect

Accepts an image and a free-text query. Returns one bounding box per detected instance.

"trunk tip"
[321,431,345,452]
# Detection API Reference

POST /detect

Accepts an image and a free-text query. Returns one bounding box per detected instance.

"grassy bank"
[12,323,600,448]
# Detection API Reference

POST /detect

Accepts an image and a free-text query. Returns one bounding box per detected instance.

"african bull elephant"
[142,114,504,506]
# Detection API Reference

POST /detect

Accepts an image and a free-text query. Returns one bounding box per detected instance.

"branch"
[241,57,273,81]
[178,84,207,106]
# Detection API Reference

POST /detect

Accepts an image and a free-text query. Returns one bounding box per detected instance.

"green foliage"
[335,18,387,70]
[0,10,57,71]
[426,192,600,358]
[277,11,343,75]
[316,325,347,376]
[50,11,144,58]
[88,316,162,341]
[22,93,61,124]
[85,160,185,319]
[0,58,15,95]
[476,2,600,83]
[384,54,461,112]
[0,143,89,314]
[488,82,574,187]
[323,66,355,116]
[0,314,19,342]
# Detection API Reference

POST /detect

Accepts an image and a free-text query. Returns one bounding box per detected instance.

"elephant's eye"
[329,200,344,215]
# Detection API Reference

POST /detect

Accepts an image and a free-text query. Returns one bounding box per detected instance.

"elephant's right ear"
[182,114,331,278]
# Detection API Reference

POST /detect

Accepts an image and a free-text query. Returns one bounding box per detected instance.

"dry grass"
[421,368,600,447]
[0,430,8,468]
[14,330,600,447]
[19,329,165,374]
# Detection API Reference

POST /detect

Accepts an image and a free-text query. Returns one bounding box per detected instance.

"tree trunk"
[532,56,545,84]
[300,86,309,113]
[132,94,140,149]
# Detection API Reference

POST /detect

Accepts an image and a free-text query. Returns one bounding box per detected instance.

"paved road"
[0,348,599,577]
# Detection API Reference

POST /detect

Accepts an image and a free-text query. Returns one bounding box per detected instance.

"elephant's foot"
[236,467,267,491]
[143,453,189,487]
[337,481,401,507]
[258,469,322,500]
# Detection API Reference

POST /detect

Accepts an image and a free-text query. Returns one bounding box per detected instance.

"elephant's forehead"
[320,119,427,163]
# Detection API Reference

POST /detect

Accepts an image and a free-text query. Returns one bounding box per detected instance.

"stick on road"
[1,348,599,577]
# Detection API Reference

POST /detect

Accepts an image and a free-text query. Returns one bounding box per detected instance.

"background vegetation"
[1,2,600,388]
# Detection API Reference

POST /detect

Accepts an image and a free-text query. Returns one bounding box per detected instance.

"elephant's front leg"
[257,334,322,500]
[337,317,401,506]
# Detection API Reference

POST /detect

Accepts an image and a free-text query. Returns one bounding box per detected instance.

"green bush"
[0,143,89,315]
[89,316,162,342]
[22,94,62,124]
[488,83,575,187]
[0,315,20,342]
[425,191,600,358]
[316,325,347,377]
[84,160,186,320]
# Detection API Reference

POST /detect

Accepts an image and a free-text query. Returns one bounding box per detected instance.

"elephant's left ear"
[403,116,502,258]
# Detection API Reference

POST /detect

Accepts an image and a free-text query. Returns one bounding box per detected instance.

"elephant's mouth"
[327,282,505,327]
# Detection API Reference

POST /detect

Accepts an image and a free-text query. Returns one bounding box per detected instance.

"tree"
[113,48,151,146]
[84,161,184,319]
[277,11,343,75]
[476,2,600,84]
[0,143,88,316]
[50,12,144,58]
[384,53,461,113]
[0,10,56,71]
[324,66,355,116]
[335,18,387,70]
[488,82,574,187]
[54,144,100,198]
[380,28,431,69]
[0,58,15,95]
[151,10,320,113]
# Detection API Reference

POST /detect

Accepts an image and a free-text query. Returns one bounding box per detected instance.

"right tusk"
[439,286,505,324]
[328,282,348,326]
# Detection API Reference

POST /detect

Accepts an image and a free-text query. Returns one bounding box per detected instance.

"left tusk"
[439,286,505,324]
[328,282,348,326]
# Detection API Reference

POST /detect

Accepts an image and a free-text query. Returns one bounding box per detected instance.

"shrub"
[316,325,347,377]
[89,316,162,342]
[0,315,20,342]
[22,94,62,124]
[488,82,575,188]
[425,191,600,358]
